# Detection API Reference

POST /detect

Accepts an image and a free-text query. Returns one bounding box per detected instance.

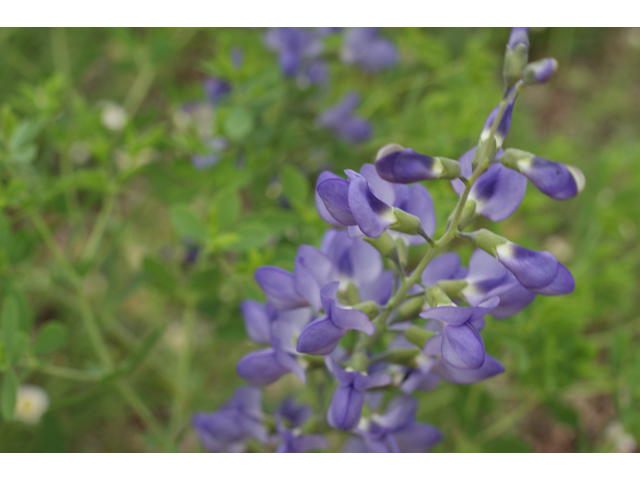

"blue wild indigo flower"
[341,28,398,73]
[193,26,584,454]
[316,92,372,143]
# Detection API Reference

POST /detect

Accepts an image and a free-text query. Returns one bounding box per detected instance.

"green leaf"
[34,322,68,355]
[9,331,28,363]
[280,165,309,209]
[142,256,179,294]
[224,106,254,141]
[1,297,19,361]
[214,189,241,231]
[9,118,45,150]
[1,368,18,421]
[169,204,208,243]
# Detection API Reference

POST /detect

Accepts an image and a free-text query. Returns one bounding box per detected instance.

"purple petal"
[401,184,437,239]
[359,163,397,205]
[330,304,375,335]
[481,88,518,148]
[496,243,559,289]
[442,323,485,369]
[290,434,330,452]
[294,245,335,311]
[508,27,530,49]
[484,281,536,318]
[527,263,575,296]
[240,300,271,344]
[433,354,505,384]
[354,372,392,391]
[375,148,442,183]
[520,157,583,200]
[327,385,365,430]
[470,163,527,221]
[275,349,306,383]
[420,305,474,326]
[317,177,357,226]
[422,252,464,287]
[296,315,346,356]
[346,170,396,238]
[324,355,356,386]
[394,424,444,453]
[255,266,306,310]
[359,270,394,305]
[236,349,289,386]
[376,395,417,430]
[315,172,345,226]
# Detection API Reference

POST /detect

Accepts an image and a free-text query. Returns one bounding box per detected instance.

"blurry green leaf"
[9,118,45,150]
[224,106,254,141]
[1,368,18,421]
[188,267,220,292]
[280,165,309,209]
[40,413,67,453]
[232,222,271,251]
[214,189,241,231]
[9,332,28,364]
[142,256,179,294]
[170,205,208,243]
[1,297,19,360]
[8,145,37,164]
[34,322,68,355]
[546,399,579,428]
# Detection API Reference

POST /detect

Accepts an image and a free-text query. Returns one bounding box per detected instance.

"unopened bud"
[376,148,461,183]
[352,300,380,320]
[461,229,508,257]
[522,58,558,84]
[390,297,426,324]
[390,208,423,235]
[404,325,435,349]
[425,285,454,308]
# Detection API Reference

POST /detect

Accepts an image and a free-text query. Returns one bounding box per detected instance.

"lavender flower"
[355,396,443,453]
[203,76,231,105]
[264,27,327,85]
[296,282,375,356]
[341,28,398,73]
[191,137,227,171]
[500,148,585,200]
[192,387,267,452]
[375,144,462,183]
[316,92,372,143]
[325,356,392,431]
[522,58,559,84]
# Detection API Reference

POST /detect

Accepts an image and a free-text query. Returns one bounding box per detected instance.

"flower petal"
[315,172,345,226]
[496,243,559,289]
[527,263,575,296]
[442,323,485,369]
[236,349,289,386]
[327,386,364,430]
[394,424,444,453]
[346,170,396,238]
[296,315,346,356]
[433,354,505,384]
[240,300,271,344]
[470,163,527,222]
[317,177,357,226]
[255,266,307,310]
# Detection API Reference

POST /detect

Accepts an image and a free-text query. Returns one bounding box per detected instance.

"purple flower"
[275,425,329,453]
[317,92,372,143]
[231,47,244,69]
[316,163,435,242]
[264,27,327,85]
[522,57,558,84]
[431,353,505,385]
[451,147,528,222]
[375,145,461,184]
[277,397,312,428]
[237,319,306,386]
[355,396,443,453]
[320,229,394,304]
[480,86,519,149]
[203,77,231,105]
[494,241,560,290]
[325,356,392,431]
[507,27,530,50]
[501,149,585,200]
[191,137,227,171]
[341,28,398,73]
[296,282,375,356]
[192,387,267,452]
[420,297,500,369]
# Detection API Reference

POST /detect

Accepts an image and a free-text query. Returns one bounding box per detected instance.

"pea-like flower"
[325,356,392,431]
[522,58,559,84]
[420,297,500,369]
[316,92,372,143]
[451,147,528,222]
[501,148,585,200]
[236,319,306,385]
[192,387,267,452]
[316,164,435,241]
[202,76,231,105]
[341,28,398,73]
[296,282,375,356]
[354,396,443,453]
[375,144,462,184]
[275,398,329,453]
[264,27,326,85]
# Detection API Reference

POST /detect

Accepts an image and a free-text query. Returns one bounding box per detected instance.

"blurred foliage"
[0,27,638,452]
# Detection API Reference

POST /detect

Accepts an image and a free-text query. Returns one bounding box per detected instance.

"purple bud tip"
[524,57,558,84]
[508,27,530,50]
[375,148,443,184]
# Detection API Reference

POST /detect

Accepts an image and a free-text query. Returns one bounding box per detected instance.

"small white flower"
[100,102,128,131]
[15,385,49,425]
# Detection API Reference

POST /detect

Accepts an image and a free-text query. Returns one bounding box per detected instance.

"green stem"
[81,189,117,263]
[28,359,102,382]
[170,300,197,436]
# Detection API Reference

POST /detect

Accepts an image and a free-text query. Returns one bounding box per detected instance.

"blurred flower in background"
[15,385,49,425]
[341,27,398,72]
[316,92,371,143]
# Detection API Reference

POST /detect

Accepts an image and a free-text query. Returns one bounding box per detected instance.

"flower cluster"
[193,28,584,453]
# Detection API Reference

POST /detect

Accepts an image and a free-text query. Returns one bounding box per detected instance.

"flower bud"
[522,58,558,84]
[503,28,530,88]
[390,296,426,324]
[404,325,435,349]
[501,148,585,200]
[375,147,461,183]
[425,285,454,308]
